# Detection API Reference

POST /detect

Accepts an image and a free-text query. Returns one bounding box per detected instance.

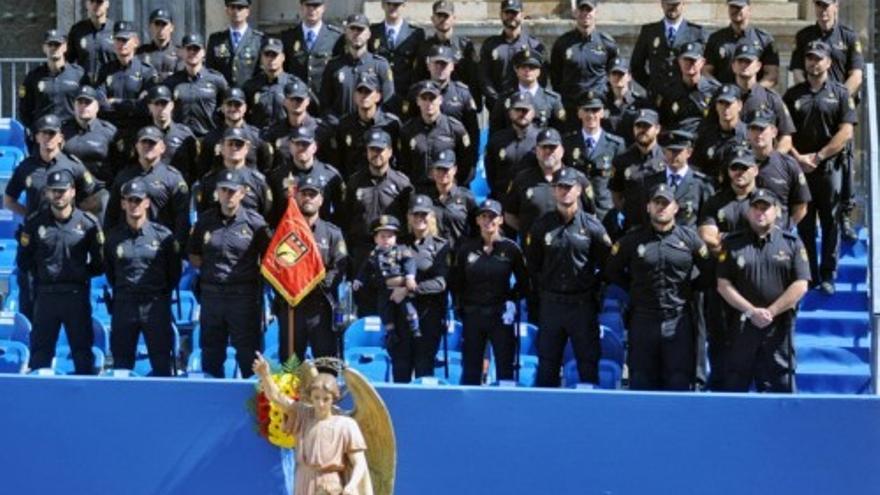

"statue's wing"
[344,366,396,495]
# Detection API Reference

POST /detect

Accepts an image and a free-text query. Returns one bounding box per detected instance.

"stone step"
[364,1,801,24]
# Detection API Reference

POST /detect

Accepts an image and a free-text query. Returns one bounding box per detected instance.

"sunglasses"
[152,21,170,27]
[729,164,751,172]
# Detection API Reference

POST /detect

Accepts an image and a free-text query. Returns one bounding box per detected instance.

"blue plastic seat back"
[0,339,29,373]
[0,119,28,150]
[445,319,463,352]
[53,346,106,374]
[344,316,385,349]
[518,322,539,356]
[133,324,181,376]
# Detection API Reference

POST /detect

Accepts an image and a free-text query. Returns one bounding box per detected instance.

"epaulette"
[599,31,616,45]
[781,230,800,241]
[326,24,343,34]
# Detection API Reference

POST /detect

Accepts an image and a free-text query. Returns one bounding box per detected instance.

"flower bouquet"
[247,356,301,448]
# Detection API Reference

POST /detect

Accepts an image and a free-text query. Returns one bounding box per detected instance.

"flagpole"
[287,303,295,362]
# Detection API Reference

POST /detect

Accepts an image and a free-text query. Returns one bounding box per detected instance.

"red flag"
[261,196,325,306]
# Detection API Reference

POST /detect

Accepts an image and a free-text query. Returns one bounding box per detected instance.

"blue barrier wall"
[1,375,879,494]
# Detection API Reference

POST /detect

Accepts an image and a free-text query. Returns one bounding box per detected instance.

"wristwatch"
[740,308,754,322]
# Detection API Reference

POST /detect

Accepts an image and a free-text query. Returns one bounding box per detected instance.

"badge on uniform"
[653,37,660,48]
[707,146,715,159]
[462,134,470,148]
[525,188,533,199]
[499,148,506,160]
[409,138,417,150]
[19,232,30,247]
[216,44,229,57]
[798,173,807,185]
[719,47,726,58]
[293,40,301,52]
[565,47,573,60]
[698,244,709,258]
[203,231,212,244]
[610,242,620,256]
[96,230,105,244]
[491,48,499,60]
[37,226,47,239]
[337,71,345,83]
[718,210,726,223]
[671,101,679,114]
[736,255,746,269]
[373,39,381,50]
[572,148,581,160]
[544,232,553,246]
[355,188,364,201]
[106,75,114,87]
[467,252,479,264]
[80,37,88,49]
[800,247,809,261]
[636,244,646,258]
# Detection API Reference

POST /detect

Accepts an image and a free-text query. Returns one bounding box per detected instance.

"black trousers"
[722,311,796,393]
[627,309,695,391]
[799,162,842,283]
[199,286,262,379]
[387,297,446,383]
[111,294,174,376]
[460,304,514,385]
[29,285,93,374]
[277,292,337,364]
[536,294,600,388]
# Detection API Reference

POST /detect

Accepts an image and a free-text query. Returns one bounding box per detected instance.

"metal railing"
[867,62,879,395]
[0,58,43,120]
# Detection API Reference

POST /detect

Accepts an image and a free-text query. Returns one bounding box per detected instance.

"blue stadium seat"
[343,316,389,382]
[52,346,106,374]
[516,322,539,387]
[263,318,279,361]
[0,210,22,240]
[562,325,623,389]
[0,118,28,151]
[0,339,29,373]
[0,311,30,345]
[171,289,198,330]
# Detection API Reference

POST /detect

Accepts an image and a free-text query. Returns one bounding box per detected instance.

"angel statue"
[252,352,396,495]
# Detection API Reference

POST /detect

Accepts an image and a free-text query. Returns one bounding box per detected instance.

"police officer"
[5,115,101,319]
[406,45,479,150]
[746,109,811,230]
[369,0,426,100]
[106,126,190,249]
[790,0,864,241]
[550,0,619,116]
[104,178,181,376]
[526,167,612,387]
[242,38,304,130]
[606,183,711,390]
[451,198,529,385]
[66,0,115,84]
[261,80,335,168]
[320,14,395,123]
[631,0,707,97]
[415,0,482,110]
[697,147,761,389]
[197,88,273,178]
[267,126,344,227]
[784,40,856,295]
[716,189,811,392]
[206,0,265,87]
[276,176,348,363]
[504,128,595,238]
[165,34,230,138]
[398,80,474,191]
[488,49,565,135]
[692,83,749,187]
[484,91,539,200]
[343,130,413,313]
[731,43,795,153]
[96,21,158,140]
[61,86,121,187]
[479,0,547,110]
[609,108,665,235]
[704,0,780,87]
[19,30,87,133]
[18,169,104,374]
[699,147,761,255]
[145,85,199,185]
[6,114,101,217]
[603,57,650,147]
[334,72,402,177]
[391,196,451,380]
[280,0,345,101]
[426,150,477,250]
[137,8,182,82]
[563,90,626,222]
[641,130,715,228]
[188,169,272,378]
[654,42,720,133]
[196,127,273,220]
